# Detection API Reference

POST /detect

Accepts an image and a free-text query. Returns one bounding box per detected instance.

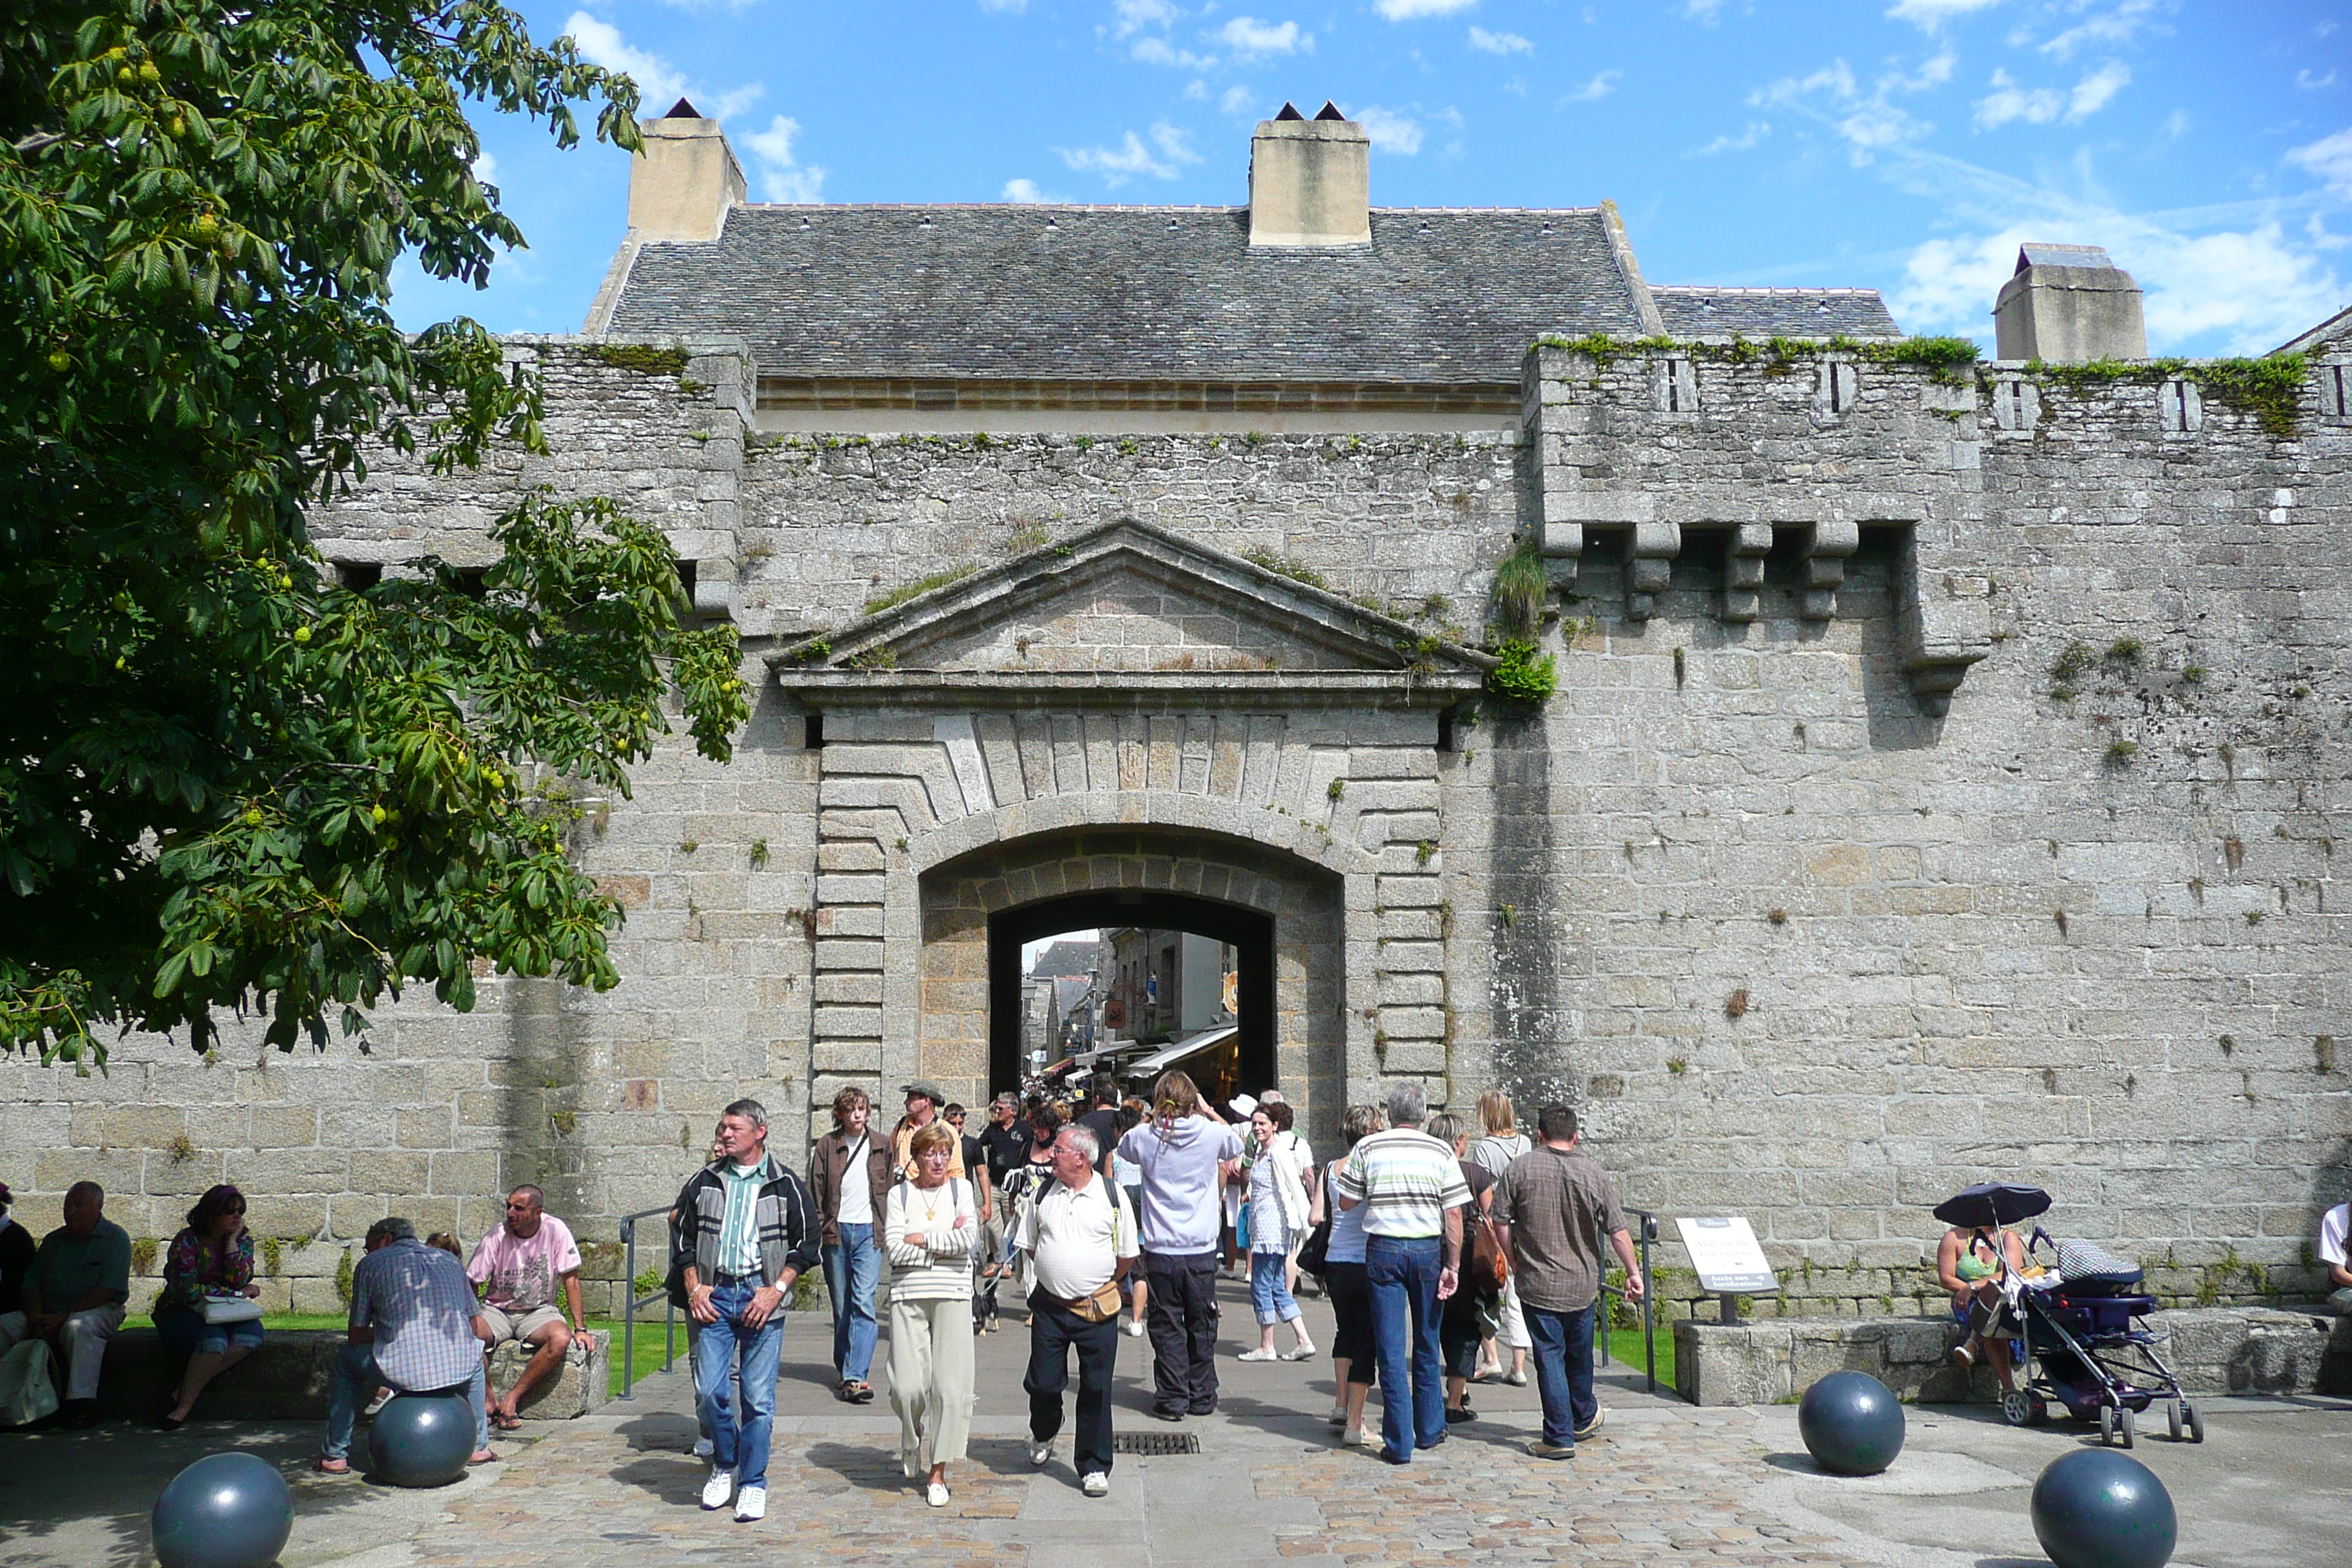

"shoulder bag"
[1297,1169,1336,1277]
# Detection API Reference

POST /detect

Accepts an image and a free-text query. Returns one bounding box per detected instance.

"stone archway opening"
[988,889,1276,1099]
[916,824,1346,1144]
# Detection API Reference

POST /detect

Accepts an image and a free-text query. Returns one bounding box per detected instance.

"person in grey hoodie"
[1115,1071,1243,1420]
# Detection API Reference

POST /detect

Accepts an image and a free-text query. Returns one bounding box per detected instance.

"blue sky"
[393,0,2352,356]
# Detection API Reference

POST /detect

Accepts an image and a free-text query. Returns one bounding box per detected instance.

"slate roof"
[608,204,1658,384]
[1649,286,1902,339]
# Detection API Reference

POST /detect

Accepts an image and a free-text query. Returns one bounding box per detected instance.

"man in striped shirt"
[1333,1082,1469,1465]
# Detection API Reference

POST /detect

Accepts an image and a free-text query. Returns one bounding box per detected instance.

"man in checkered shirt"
[316,1217,495,1473]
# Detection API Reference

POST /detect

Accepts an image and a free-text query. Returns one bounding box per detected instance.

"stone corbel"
[1721,524,1774,623]
[1625,521,1681,622]
[1798,520,1859,621]
[1896,531,1991,717]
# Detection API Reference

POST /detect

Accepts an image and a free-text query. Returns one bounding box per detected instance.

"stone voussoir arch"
[905,787,1382,883]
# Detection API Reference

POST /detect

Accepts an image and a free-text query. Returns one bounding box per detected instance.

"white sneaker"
[926,1481,950,1508]
[1281,1342,1317,1361]
[1122,1319,1145,1338]
[1341,1426,1368,1446]
[1082,1471,1109,1498]
[1028,1439,1052,1468]
[734,1485,766,1523]
[701,1469,735,1510]
[1237,1347,1280,1362]
[692,1436,715,1459]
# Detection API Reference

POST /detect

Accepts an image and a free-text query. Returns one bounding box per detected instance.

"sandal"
[491,1410,523,1432]
[834,1381,856,1403]
[848,1381,875,1404]
[312,1458,352,1476]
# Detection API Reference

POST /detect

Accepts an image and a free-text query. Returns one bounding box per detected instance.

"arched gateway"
[772,518,1492,1147]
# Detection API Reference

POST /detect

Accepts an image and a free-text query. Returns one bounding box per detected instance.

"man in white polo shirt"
[1018,1124,1138,1498]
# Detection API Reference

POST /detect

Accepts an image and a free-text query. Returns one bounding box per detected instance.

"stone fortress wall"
[7,328,2351,1321]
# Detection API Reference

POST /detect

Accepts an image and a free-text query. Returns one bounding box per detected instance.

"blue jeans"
[824,1224,880,1384]
[693,1282,783,1488]
[1250,1249,1300,1326]
[155,1304,265,1357]
[1525,1302,1597,1448]
[322,1343,488,1462]
[1365,1235,1446,1462]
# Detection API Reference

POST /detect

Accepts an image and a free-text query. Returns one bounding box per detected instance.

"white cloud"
[2068,61,2130,118]
[1886,0,2001,30]
[1975,69,2062,127]
[1687,121,1770,156]
[743,114,826,203]
[1354,106,1424,155]
[1183,78,1208,99]
[1685,0,1725,22]
[2299,69,2340,91]
[706,83,766,122]
[470,151,499,186]
[1561,69,1620,102]
[1057,121,1201,185]
[1974,62,2129,128]
[1001,178,1060,202]
[1111,0,1177,34]
[979,0,1028,10]
[1754,57,1944,163]
[564,12,687,108]
[2038,0,2167,61]
[1375,0,1475,18]
[1221,83,1259,115]
[2289,127,2352,198]
[1469,26,1532,55]
[1218,16,1310,58]
[1131,36,1214,68]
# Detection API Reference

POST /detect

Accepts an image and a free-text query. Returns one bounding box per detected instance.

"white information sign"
[1674,1216,1779,1294]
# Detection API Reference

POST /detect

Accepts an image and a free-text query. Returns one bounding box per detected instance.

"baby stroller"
[2002,1232,2203,1447]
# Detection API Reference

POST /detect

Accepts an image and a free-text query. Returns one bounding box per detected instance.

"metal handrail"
[617,1204,684,1401]
[1592,1207,1659,1395]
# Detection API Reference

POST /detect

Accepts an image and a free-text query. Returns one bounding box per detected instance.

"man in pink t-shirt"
[467,1186,593,1429]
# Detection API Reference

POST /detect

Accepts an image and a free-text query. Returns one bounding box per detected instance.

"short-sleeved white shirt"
[2321,1202,2350,1269]
[1017,1175,1138,1300]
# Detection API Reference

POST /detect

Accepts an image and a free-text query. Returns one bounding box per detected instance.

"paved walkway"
[10,1278,2348,1567]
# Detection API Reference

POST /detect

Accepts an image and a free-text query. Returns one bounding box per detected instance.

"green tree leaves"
[0,1,747,1065]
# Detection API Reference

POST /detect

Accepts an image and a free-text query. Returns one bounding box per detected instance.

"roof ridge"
[725,202,1607,216]
[1651,284,1885,296]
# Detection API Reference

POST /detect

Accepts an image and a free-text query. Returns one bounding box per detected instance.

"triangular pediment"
[770,519,1492,706]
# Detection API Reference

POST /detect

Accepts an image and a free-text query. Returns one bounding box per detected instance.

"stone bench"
[1673,1305,2352,1406]
[90,1327,609,1422]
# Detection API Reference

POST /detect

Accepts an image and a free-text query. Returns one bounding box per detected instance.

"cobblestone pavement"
[396,1290,1866,1568]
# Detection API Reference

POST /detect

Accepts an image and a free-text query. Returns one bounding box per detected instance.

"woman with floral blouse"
[154,1184,263,1427]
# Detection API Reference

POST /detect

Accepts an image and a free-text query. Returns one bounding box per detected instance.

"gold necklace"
[913,1180,951,1226]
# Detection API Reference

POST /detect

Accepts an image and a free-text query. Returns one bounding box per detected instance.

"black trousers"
[1025,1291,1120,1475]
[1144,1250,1220,1415]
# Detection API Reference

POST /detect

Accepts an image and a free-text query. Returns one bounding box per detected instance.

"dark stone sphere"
[367,1390,476,1488]
[2030,1447,2178,1568]
[1797,1370,1907,1476]
[151,1451,294,1568]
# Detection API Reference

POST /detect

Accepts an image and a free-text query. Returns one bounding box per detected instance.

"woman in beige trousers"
[885,1123,979,1507]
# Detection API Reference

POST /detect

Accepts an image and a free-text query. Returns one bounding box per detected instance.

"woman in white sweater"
[884,1122,979,1506]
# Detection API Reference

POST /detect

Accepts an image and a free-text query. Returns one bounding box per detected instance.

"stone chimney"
[626,98,746,244]
[1993,243,2147,362]
[1248,101,1371,249]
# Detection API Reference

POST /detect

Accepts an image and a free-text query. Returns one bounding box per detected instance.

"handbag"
[1466,1209,1510,1295]
[1058,1277,1126,1324]
[0,1340,59,1428]
[200,1294,263,1324]
[1296,1169,1335,1277]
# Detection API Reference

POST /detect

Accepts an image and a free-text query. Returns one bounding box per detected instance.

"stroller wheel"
[1999,1389,2046,1428]
[2097,1405,2116,1447]
[2185,1401,2204,1444]
[2116,1405,2136,1448]
[2166,1399,2182,1441]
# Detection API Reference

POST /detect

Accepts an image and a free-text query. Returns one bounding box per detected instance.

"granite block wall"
[9,333,2350,1321]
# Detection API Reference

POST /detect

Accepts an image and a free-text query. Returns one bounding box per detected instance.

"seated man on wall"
[468,1185,595,1430]
[19,1182,131,1428]
[2321,1200,2352,1314]
[317,1218,496,1474]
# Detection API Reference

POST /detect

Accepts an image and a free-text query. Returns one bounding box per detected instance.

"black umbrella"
[1932,1182,2051,1229]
